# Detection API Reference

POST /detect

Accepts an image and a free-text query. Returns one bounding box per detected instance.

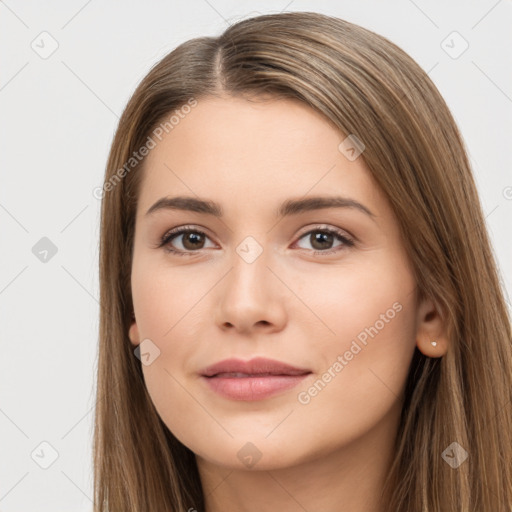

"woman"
[94,11,512,511]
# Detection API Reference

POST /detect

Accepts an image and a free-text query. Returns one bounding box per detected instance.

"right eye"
[159,226,216,256]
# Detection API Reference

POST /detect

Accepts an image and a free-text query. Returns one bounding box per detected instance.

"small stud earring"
[431,340,437,347]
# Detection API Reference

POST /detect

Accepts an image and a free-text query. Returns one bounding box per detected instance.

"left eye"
[159,226,354,256]
[294,228,354,254]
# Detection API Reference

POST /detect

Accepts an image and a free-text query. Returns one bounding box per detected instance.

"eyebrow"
[145,195,376,220]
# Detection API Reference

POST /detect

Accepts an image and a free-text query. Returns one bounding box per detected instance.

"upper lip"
[200,357,311,377]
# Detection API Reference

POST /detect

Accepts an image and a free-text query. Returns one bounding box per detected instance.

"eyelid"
[160,223,353,242]
[159,223,212,239]
[295,223,354,240]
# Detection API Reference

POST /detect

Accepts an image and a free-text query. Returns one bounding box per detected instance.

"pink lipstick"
[200,357,312,401]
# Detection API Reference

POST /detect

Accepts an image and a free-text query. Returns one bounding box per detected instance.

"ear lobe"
[415,296,448,358]
[128,321,140,346]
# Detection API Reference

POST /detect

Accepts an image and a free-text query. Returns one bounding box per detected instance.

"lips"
[200,357,311,378]
[200,357,312,401]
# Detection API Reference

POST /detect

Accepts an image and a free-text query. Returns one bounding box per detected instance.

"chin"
[184,429,326,472]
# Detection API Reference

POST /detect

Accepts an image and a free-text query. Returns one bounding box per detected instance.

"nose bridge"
[226,236,273,305]
[232,239,269,292]
[215,233,286,332]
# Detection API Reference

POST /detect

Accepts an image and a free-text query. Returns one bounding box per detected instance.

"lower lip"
[201,374,310,401]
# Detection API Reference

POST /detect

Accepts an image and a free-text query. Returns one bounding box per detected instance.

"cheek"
[292,248,416,355]
[131,261,215,444]
[131,255,207,349]
[294,257,417,432]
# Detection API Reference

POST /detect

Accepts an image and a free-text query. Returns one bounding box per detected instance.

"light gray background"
[1,0,511,510]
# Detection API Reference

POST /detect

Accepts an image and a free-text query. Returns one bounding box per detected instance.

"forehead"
[137,95,384,221]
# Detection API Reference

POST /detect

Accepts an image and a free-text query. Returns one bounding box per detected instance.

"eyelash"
[158,224,355,257]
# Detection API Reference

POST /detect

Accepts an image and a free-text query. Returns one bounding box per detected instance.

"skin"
[128,94,448,512]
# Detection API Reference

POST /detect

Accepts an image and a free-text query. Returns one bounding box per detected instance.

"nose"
[214,244,287,335]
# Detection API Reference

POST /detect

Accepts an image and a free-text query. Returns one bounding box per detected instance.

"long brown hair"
[94,11,512,511]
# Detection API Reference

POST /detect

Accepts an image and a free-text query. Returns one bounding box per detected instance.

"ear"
[128,319,140,346]
[415,295,448,358]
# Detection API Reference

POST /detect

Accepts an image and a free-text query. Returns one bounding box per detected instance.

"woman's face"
[128,95,426,470]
